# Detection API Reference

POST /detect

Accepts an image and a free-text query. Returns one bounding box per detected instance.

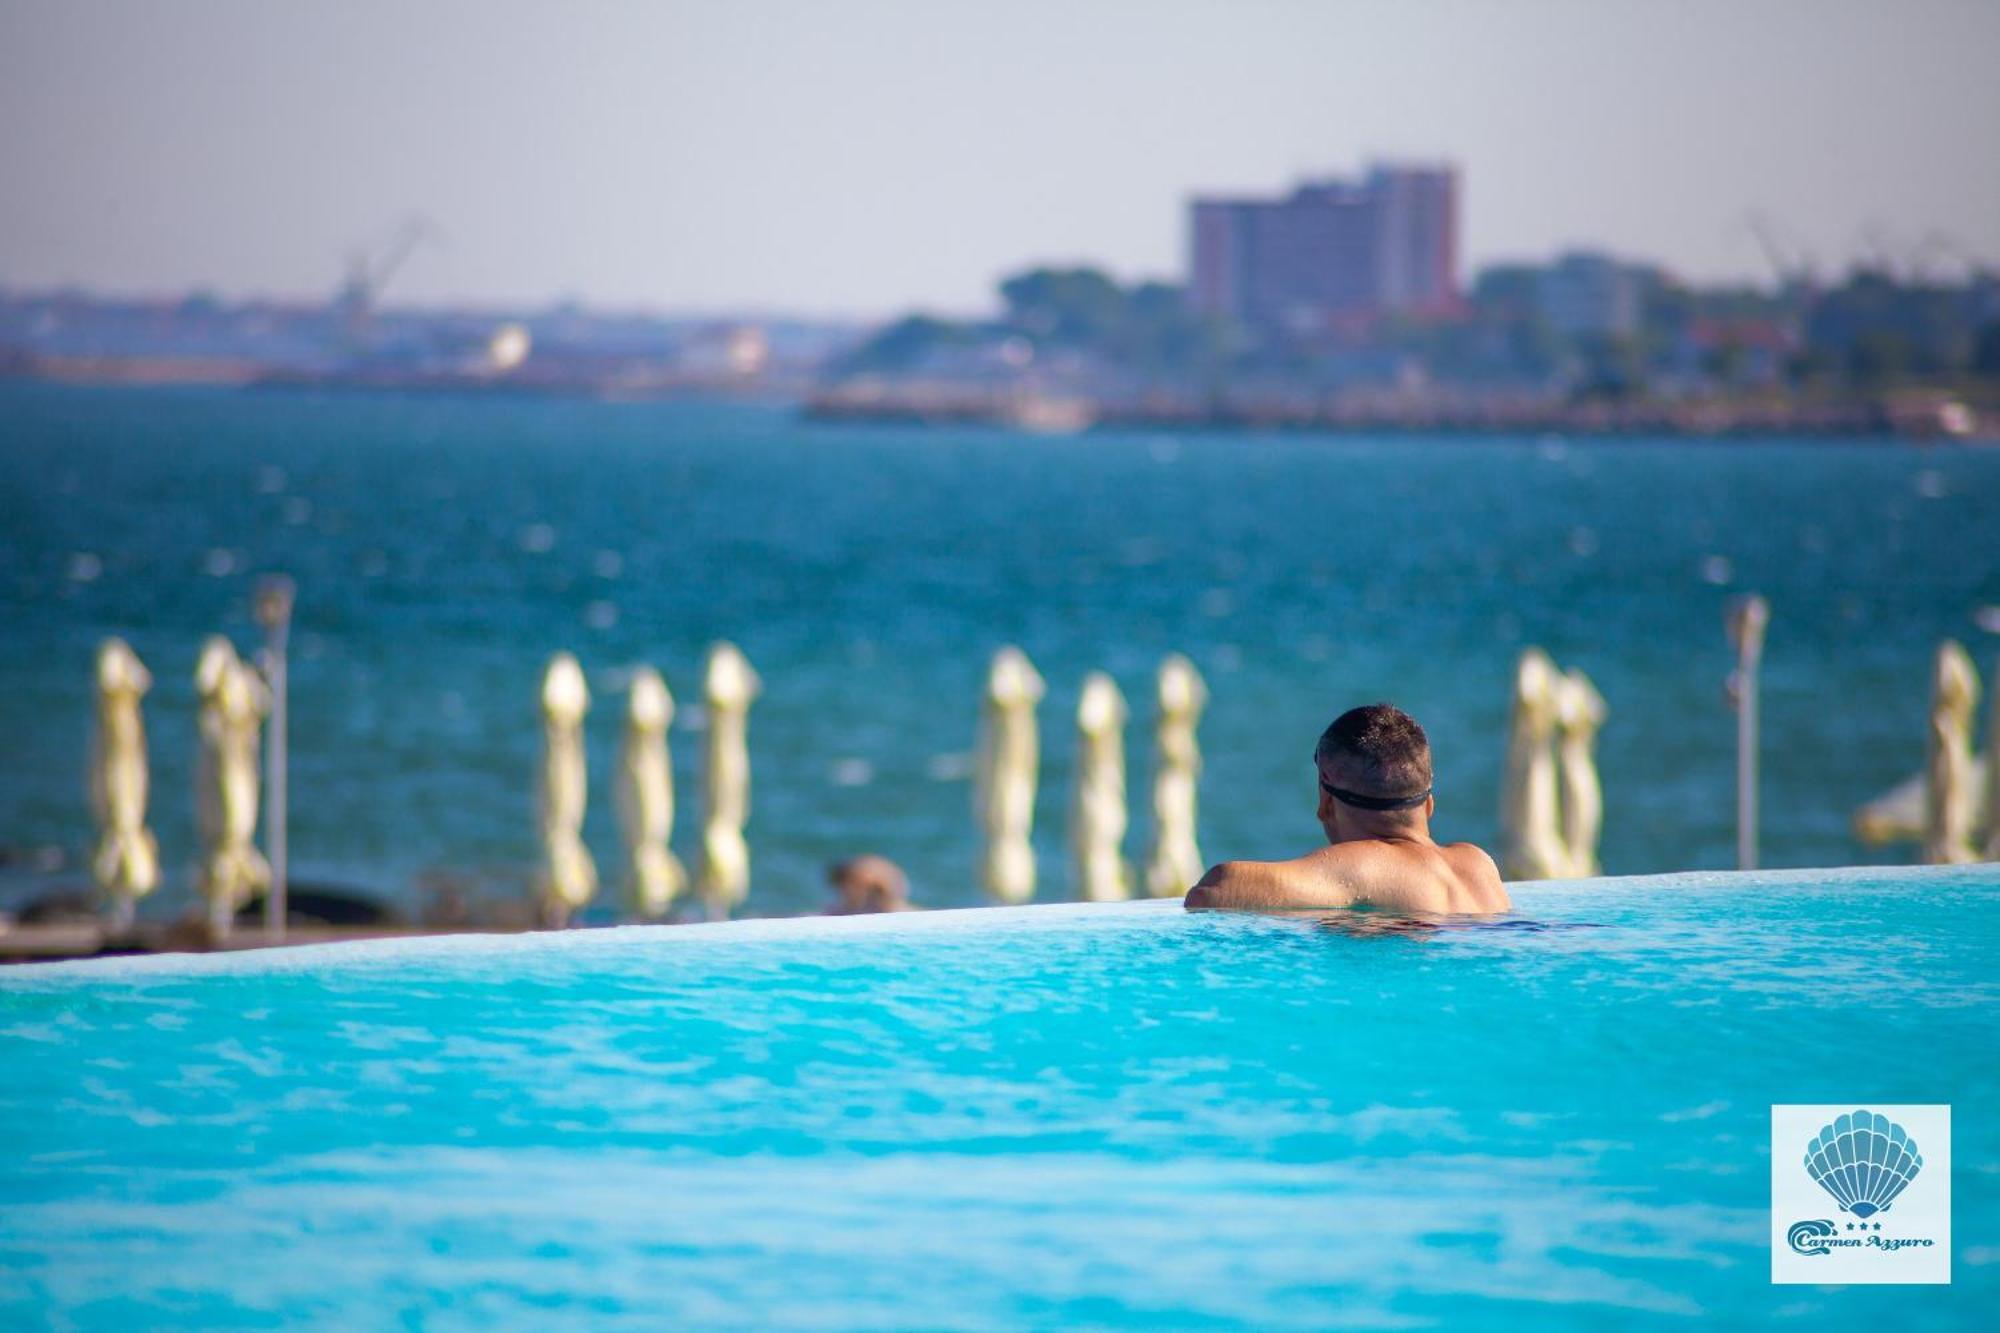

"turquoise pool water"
[3,864,1996,1329]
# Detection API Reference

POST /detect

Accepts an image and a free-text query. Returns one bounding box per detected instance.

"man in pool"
[1185,703,1510,916]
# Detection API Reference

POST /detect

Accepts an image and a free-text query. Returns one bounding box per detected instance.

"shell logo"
[1804,1109,1922,1218]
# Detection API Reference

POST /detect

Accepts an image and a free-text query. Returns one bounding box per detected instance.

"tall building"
[1189,164,1459,337]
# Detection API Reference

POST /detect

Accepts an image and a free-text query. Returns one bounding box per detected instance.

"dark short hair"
[1314,703,1432,798]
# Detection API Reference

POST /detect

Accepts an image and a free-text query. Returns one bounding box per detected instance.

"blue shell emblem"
[1804,1109,1922,1218]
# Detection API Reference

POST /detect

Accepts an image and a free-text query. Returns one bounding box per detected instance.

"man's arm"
[1183,858,1358,912]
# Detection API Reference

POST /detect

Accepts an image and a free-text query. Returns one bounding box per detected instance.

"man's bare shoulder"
[1438,841,1511,911]
[1183,855,1352,912]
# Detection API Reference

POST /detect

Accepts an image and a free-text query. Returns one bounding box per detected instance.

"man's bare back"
[1185,838,1509,915]
[1183,702,1512,917]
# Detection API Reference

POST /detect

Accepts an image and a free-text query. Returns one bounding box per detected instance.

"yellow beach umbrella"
[617,666,688,920]
[1144,654,1208,897]
[696,642,760,919]
[1072,671,1133,902]
[536,652,597,925]
[1922,641,1980,865]
[194,636,270,935]
[89,638,159,928]
[1554,668,1607,876]
[975,647,1044,903]
[1500,647,1568,881]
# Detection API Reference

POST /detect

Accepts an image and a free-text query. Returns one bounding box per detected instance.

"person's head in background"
[825,854,912,914]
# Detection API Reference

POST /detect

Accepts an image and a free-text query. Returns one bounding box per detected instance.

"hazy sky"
[3,0,1996,317]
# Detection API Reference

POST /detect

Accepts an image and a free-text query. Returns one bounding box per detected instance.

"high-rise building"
[1189,164,1459,337]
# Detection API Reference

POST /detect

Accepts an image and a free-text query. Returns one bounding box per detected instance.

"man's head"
[1313,703,1434,842]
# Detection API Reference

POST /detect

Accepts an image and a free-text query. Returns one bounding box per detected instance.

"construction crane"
[1908,230,1995,285]
[1855,222,1900,279]
[1743,212,1819,294]
[333,217,440,353]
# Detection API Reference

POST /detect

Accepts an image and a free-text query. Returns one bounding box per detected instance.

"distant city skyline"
[2,0,1997,319]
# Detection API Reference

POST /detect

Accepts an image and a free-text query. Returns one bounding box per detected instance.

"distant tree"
[1470,266,1541,322]
[1126,281,1183,324]
[990,267,1232,377]
[1847,330,1913,389]
[1121,282,1233,375]
[997,267,1129,346]
[1806,269,1986,386]
[835,314,984,374]
[1974,321,2000,378]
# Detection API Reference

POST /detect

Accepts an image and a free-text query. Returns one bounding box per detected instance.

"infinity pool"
[3,864,1995,1329]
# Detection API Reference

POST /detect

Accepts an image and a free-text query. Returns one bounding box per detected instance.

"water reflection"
[1263,909,1608,941]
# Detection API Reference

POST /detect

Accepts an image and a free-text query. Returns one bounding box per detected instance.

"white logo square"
[1771,1104,1951,1284]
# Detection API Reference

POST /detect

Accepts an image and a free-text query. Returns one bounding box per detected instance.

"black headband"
[1319,778,1432,811]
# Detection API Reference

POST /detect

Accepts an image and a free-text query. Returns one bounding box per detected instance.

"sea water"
[2,385,1998,917]
[2,864,1995,1328]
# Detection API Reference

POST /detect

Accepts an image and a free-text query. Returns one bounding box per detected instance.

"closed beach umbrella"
[1500,648,1568,881]
[1988,654,2000,861]
[1852,771,1926,847]
[1554,669,1607,876]
[1144,654,1207,897]
[617,666,687,920]
[975,647,1044,903]
[194,636,271,935]
[89,638,160,928]
[1725,594,1770,870]
[536,652,597,925]
[697,642,760,919]
[1853,761,1989,849]
[1922,640,1980,865]
[1072,671,1133,902]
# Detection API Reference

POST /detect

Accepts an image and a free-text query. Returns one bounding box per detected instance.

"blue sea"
[2,384,1997,918]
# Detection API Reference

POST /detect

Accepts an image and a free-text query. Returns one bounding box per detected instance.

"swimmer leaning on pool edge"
[1185,702,1511,916]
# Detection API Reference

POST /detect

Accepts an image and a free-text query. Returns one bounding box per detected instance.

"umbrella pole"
[1727,595,1768,871]
[256,577,295,943]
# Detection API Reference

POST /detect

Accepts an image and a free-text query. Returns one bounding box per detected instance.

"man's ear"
[1424,794,1437,819]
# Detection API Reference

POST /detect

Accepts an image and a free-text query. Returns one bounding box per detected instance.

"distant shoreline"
[802,382,1996,443]
[4,367,1993,444]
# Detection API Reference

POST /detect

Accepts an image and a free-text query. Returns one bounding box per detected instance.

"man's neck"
[1333,820,1433,848]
